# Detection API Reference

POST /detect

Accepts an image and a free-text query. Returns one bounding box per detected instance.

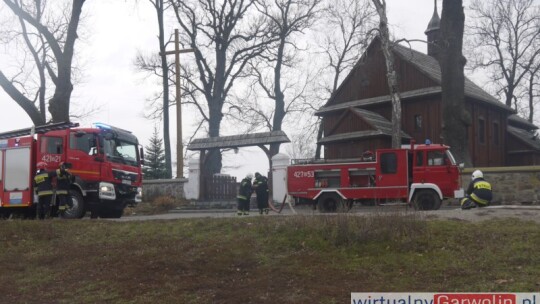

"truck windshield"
[446,150,457,165]
[103,138,138,166]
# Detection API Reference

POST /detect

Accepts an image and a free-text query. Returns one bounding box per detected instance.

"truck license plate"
[122,179,131,185]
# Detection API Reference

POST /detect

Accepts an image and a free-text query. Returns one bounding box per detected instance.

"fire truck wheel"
[412,190,441,211]
[317,193,347,213]
[61,190,86,219]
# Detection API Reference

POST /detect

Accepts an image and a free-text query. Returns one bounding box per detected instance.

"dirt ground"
[420,205,540,223]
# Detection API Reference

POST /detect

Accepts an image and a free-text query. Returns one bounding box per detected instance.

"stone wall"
[142,178,187,202]
[461,166,540,204]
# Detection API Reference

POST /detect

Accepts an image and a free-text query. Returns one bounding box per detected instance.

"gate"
[203,174,237,201]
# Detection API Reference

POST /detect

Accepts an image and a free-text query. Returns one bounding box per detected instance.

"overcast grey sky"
[0,0,460,179]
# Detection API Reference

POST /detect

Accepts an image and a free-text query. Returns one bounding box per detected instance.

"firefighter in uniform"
[460,170,492,210]
[253,172,269,214]
[237,173,253,216]
[34,162,56,219]
[56,162,73,213]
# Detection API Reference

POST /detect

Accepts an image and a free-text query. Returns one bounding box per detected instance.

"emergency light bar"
[93,122,132,134]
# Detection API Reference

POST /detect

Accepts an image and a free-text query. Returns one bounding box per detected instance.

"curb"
[169,209,235,214]
[483,205,540,210]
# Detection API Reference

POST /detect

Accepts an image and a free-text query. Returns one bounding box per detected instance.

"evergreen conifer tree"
[143,126,167,179]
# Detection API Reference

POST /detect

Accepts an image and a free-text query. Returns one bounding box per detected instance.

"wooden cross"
[162,29,194,178]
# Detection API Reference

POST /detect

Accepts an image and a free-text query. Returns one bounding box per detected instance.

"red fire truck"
[287,142,464,212]
[0,122,143,219]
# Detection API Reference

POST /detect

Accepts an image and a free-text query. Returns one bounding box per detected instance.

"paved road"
[112,204,540,223]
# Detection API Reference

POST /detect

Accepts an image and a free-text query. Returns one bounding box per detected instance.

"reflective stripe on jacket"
[253,176,268,195]
[34,171,56,197]
[237,178,253,200]
[56,168,71,195]
[468,179,492,205]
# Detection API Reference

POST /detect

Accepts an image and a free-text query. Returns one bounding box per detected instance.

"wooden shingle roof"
[316,87,440,115]
[187,131,290,150]
[319,108,410,144]
[508,114,538,131]
[507,126,540,151]
[319,37,515,114]
[392,43,514,112]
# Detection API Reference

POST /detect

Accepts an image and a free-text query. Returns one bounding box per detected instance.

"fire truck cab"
[0,122,143,219]
[287,142,463,212]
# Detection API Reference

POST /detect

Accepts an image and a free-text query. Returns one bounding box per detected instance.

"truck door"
[423,149,456,197]
[67,132,102,183]
[412,150,426,183]
[376,150,408,188]
[37,135,65,167]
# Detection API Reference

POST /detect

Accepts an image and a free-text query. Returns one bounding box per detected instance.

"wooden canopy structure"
[187,130,290,167]
[187,131,290,151]
[187,131,290,200]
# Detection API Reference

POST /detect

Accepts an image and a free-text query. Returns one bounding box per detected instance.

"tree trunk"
[372,0,402,148]
[269,37,287,161]
[49,0,84,122]
[205,97,224,175]
[438,0,472,166]
[156,0,172,178]
[48,73,72,122]
[527,66,539,123]
[315,121,323,159]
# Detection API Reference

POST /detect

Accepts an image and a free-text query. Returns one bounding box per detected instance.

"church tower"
[425,0,441,57]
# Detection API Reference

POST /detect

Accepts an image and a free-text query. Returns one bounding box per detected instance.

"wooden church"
[316,3,540,167]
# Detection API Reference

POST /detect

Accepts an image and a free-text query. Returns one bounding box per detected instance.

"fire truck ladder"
[0,121,79,139]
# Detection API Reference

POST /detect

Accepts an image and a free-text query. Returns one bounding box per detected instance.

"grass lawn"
[1,214,539,304]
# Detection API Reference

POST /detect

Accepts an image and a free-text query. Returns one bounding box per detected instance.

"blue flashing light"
[93,122,112,130]
[425,139,432,145]
[92,122,133,134]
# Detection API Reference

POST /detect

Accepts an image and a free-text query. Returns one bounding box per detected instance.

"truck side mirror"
[139,147,145,165]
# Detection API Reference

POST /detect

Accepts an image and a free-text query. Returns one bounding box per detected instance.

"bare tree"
[240,0,321,168]
[322,0,376,94]
[438,0,472,165]
[371,0,402,148]
[170,0,273,175]
[134,0,174,178]
[315,0,376,158]
[285,129,316,160]
[0,0,85,124]
[467,0,540,115]
[526,62,540,122]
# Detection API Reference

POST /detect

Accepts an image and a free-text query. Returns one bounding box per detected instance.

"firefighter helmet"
[255,172,261,178]
[246,173,253,179]
[472,170,483,180]
[36,162,47,170]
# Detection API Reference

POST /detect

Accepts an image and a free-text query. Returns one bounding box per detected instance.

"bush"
[132,195,188,215]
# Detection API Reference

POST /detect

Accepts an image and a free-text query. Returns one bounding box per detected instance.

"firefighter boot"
[259,209,263,215]
[264,208,269,215]
[460,197,477,210]
[237,210,243,216]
